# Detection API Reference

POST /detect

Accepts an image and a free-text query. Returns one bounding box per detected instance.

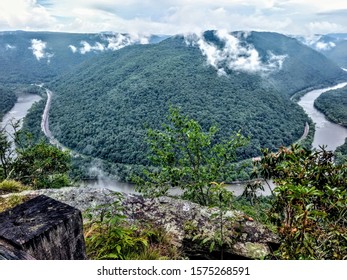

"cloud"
[315,41,336,50]
[0,0,57,31]
[29,39,54,62]
[0,1,347,35]
[69,33,150,54]
[104,33,149,50]
[306,21,344,34]
[68,45,77,53]
[186,30,287,75]
[5,44,16,50]
[79,41,105,54]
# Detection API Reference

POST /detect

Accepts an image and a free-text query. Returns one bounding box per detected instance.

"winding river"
[2,81,347,195]
[298,82,347,151]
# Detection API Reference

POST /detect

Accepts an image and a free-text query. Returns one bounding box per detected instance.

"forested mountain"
[297,33,347,68]
[314,84,347,127]
[248,32,347,96]
[0,31,165,85]
[47,31,346,166]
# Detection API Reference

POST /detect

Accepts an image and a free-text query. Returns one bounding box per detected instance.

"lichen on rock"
[4,186,279,259]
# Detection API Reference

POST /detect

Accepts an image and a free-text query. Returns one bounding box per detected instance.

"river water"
[2,82,347,196]
[1,93,42,144]
[298,82,347,151]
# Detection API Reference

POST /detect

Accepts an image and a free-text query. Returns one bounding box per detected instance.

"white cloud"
[0,0,57,31]
[0,1,346,35]
[5,44,16,50]
[79,41,105,54]
[316,41,336,50]
[70,33,150,54]
[105,33,149,50]
[306,21,344,34]
[29,39,54,62]
[186,30,287,75]
[69,45,77,53]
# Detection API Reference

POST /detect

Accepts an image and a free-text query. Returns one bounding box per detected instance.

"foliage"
[335,138,347,165]
[133,108,248,205]
[199,182,237,259]
[253,144,347,259]
[84,193,179,260]
[46,32,329,168]
[0,195,29,213]
[0,125,71,189]
[11,141,70,189]
[232,196,274,230]
[0,86,17,119]
[0,180,28,195]
[314,85,347,128]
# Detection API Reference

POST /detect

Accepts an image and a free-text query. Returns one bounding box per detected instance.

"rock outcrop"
[16,187,278,259]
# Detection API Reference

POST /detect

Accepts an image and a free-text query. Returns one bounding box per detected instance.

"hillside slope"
[47,31,341,165]
[246,32,347,96]
[296,33,347,69]
[0,31,163,85]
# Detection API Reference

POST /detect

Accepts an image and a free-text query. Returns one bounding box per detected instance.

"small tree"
[11,140,71,189]
[0,122,71,189]
[134,107,248,206]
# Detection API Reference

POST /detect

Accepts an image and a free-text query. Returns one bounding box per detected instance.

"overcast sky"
[0,0,346,35]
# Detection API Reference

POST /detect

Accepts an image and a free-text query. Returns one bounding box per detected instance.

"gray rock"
[0,195,86,260]
[10,187,279,259]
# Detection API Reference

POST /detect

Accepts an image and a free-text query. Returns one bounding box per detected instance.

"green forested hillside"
[323,40,347,68]
[48,32,319,165]
[0,31,164,85]
[0,87,17,119]
[245,32,347,96]
[314,34,347,68]
[314,85,347,127]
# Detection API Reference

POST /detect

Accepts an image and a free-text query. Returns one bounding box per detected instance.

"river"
[1,93,42,146]
[2,82,347,196]
[298,82,347,151]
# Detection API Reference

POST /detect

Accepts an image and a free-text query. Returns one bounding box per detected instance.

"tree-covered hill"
[297,33,347,69]
[0,31,165,85]
[47,31,345,166]
[314,84,347,127]
[246,32,347,96]
[322,40,347,69]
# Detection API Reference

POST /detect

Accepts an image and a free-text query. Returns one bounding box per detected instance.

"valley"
[1,1,347,263]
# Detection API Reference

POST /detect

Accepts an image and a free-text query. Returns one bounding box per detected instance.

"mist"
[185,30,287,75]
[69,33,150,54]
[29,39,54,62]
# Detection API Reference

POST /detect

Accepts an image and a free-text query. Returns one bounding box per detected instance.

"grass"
[0,180,29,195]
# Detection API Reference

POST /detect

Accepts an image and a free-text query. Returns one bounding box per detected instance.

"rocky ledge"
[3,187,279,259]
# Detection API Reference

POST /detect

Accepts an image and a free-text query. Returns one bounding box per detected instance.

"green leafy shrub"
[133,107,248,206]
[254,145,347,259]
[84,193,179,260]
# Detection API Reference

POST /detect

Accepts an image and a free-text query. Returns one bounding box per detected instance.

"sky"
[0,0,346,35]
